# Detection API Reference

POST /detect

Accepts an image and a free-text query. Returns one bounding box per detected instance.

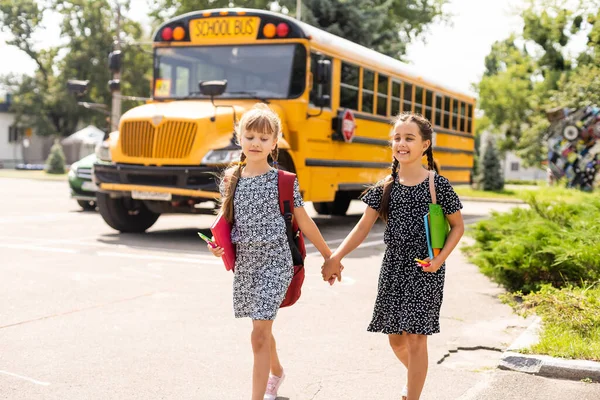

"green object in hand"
[428,203,448,249]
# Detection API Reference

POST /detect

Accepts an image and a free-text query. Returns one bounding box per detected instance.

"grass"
[453,185,522,200]
[0,169,68,181]
[503,284,600,361]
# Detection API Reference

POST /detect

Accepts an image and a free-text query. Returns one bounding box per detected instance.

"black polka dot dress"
[361,173,462,335]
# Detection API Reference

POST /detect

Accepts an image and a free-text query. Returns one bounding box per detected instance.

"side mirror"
[315,94,331,108]
[199,80,227,97]
[67,79,90,97]
[316,59,331,85]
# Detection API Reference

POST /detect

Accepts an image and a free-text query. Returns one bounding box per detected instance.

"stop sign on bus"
[342,109,356,143]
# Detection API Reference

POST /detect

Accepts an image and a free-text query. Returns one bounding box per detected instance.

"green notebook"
[427,171,449,257]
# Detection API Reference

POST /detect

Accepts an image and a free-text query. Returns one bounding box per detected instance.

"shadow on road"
[93,208,486,257]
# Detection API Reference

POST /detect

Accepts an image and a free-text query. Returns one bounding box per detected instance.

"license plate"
[189,17,260,43]
[81,181,98,192]
[131,190,172,201]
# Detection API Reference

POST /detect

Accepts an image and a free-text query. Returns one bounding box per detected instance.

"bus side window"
[377,74,388,117]
[309,53,331,108]
[443,96,451,129]
[403,83,413,112]
[467,104,473,133]
[391,80,401,116]
[425,90,433,122]
[435,94,443,127]
[414,86,423,115]
[362,69,374,114]
[340,62,359,110]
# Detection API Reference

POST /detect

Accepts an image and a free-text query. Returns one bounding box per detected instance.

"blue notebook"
[423,213,433,259]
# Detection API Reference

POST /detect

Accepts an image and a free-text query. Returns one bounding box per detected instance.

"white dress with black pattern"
[361,173,462,335]
[227,169,304,320]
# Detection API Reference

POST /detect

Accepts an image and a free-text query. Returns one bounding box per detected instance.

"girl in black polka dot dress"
[322,113,464,400]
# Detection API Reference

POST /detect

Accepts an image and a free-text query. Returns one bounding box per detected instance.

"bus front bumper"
[92,163,222,200]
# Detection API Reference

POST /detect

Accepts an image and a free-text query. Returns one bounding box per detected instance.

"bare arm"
[330,206,379,261]
[294,206,331,258]
[321,207,379,281]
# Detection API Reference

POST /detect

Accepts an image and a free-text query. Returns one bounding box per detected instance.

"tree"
[0,0,152,137]
[476,0,600,168]
[150,0,449,58]
[479,137,504,191]
[478,37,538,154]
[45,139,66,174]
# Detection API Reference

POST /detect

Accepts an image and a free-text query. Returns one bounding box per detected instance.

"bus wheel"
[313,193,351,216]
[77,200,96,211]
[277,151,296,173]
[313,202,333,215]
[96,192,160,233]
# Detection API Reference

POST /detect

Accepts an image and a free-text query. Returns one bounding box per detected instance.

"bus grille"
[120,120,197,159]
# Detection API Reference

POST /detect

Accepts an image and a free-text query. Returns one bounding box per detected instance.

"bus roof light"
[276,23,289,37]
[161,27,173,41]
[263,23,276,38]
[173,26,185,41]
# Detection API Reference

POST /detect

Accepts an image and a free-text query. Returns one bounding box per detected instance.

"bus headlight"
[95,141,112,162]
[201,149,241,165]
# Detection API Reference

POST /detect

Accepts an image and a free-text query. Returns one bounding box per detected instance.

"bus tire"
[277,151,296,173]
[313,201,333,215]
[96,192,160,233]
[77,200,96,211]
[313,192,351,216]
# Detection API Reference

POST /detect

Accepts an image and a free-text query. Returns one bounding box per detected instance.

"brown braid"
[271,143,279,168]
[377,158,399,222]
[426,146,435,171]
[221,152,246,223]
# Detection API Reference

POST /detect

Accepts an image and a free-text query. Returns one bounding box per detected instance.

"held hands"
[322,256,344,285]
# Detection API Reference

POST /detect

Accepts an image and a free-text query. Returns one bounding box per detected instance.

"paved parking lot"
[1,177,598,400]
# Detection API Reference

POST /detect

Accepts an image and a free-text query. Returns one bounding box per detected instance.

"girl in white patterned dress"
[209,104,334,400]
[322,113,464,400]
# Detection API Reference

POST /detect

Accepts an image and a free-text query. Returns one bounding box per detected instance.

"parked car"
[68,153,98,210]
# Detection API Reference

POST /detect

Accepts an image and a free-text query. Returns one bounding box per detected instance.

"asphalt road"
[1,177,598,399]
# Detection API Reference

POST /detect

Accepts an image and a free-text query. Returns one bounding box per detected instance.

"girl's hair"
[220,103,282,222]
[377,112,435,222]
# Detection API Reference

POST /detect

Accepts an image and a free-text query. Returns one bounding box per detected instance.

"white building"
[480,130,546,182]
[0,95,23,168]
[502,150,546,181]
[0,94,55,168]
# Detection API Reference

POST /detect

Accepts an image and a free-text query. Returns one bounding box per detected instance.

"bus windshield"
[154,44,306,100]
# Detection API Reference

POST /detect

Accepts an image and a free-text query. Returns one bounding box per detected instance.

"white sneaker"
[401,384,408,399]
[264,370,285,400]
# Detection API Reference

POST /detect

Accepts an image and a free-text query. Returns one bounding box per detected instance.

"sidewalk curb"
[498,317,600,381]
[459,196,526,204]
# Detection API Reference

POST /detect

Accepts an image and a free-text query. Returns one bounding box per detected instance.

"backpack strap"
[428,170,437,204]
[277,170,296,219]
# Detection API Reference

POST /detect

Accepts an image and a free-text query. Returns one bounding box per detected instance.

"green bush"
[464,188,600,293]
[502,284,600,361]
[479,138,504,191]
[45,139,66,174]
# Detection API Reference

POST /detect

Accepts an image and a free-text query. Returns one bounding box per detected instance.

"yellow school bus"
[93,8,475,232]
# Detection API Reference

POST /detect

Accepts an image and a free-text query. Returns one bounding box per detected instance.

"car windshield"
[154,44,306,100]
